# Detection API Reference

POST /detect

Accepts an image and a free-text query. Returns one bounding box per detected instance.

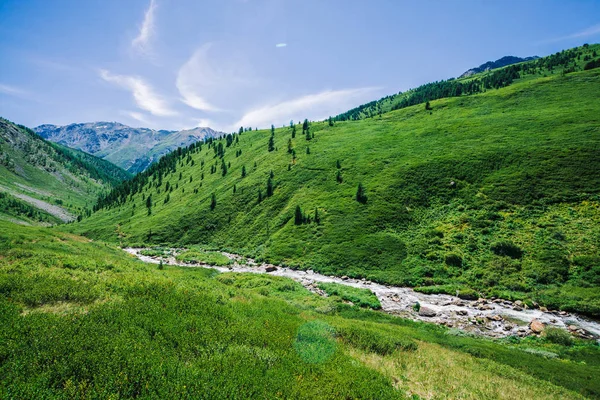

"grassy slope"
[335,43,600,121]
[72,67,600,315]
[0,118,129,223]
[1,221,598,398]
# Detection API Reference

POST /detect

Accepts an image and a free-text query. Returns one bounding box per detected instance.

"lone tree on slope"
[356,183,368,204]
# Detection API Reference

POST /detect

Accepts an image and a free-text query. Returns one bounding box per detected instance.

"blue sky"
[1,0,599,132]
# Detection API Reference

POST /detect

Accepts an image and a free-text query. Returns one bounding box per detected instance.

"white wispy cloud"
[275,43,287,48]
[0,83,31,98]
[542,23,600,43]
[132,0,157,55]
[99,69,177,117]
[176,44,223,112]
[234,87,381,129]
[120,110,151,125]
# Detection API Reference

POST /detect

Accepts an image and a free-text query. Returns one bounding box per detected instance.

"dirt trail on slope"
[125,247,600,340]
[9,191,75,222]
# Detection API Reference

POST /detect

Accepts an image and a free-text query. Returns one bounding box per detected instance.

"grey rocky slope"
[35,122,222,174]
[459,55,539,78]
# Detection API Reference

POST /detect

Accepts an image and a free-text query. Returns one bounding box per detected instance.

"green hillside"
[1,221,598,398]
[0,118,130,225]
[71,46,600,316]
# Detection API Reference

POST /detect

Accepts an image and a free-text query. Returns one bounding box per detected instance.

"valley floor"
[1,221,599,399]
[126,247,600,340]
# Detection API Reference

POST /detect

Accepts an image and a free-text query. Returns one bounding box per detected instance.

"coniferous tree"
[233,184,237,194]
[210,193,217,210]
[314,208,320,224]
[221,159,228,176]
[271,124,275,135]
[306,146,310,154]
[268,134,275,152]
[258,189,263,203]
[287,138,293,154]
[336,170,343,183]
[269,170,274,179]
[356,183,367,204]
[328,116,334,126]
[294,205,303,225]
[292,124,296,138]
[146,194,152,215]
[241,165,247,178]
[336,160,341,169]
[267,176,274,197]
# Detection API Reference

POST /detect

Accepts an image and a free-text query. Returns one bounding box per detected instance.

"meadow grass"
[1,221,599,398]
[175,247,232,266]
[318,282,381,309]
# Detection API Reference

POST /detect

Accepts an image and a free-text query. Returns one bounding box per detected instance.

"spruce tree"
[258,189,263,203]
[336,170,343,183]
[294,205,303,225]
[336,160,341,169]
[287,138,293,154]
[328,116,334,126]
[241,165,246,177]
[267,176,274,197]
[268,134,275,152]
[210,193,217,210]
[356,183,367,204]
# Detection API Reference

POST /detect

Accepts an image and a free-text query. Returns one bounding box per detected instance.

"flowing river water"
[125,248,600,340]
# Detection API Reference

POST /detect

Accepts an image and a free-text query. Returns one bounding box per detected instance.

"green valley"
[73,45,600,317]
[0,118,130,225]
[1,34,600,399]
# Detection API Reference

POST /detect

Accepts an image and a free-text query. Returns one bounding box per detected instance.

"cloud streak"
[176,44,223,112]
[234,87,381,129]
[542,23,600,43]
[275,43,287,48]
[132,0,157,55]
[99,69,177,117]
[0,83,31,98]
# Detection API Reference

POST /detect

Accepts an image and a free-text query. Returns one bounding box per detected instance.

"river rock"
[540,306,548,312]
[341,276,348,280]
[418,307,437,317]
[265,266,277,272]
[568,325,578,331]
[530,319,545,334]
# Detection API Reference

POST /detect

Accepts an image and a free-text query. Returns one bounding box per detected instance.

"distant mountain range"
[34,122,222,174]
[459,55,539,78]
[0,118,128,224]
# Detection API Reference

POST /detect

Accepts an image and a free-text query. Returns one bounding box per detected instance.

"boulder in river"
[529,319,545,334]
[418,307,437,317]
[265,266,277,272]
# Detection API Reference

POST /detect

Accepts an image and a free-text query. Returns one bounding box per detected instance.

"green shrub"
[318,282,381,310]
[491,241,523,259]
[543,327,573,346]
[445,253,463,267]
[336,323,417,355]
